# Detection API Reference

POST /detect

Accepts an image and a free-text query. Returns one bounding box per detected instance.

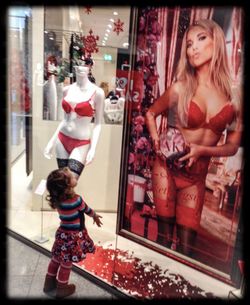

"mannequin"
[43,57,58,120]
[44,73,57,120]
[56,81,64,121]
[44,58,105,179]
[103,90,125,124]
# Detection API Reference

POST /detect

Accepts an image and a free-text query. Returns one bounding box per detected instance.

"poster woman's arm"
[145,83,179,151]
[85,87,105,165]
[180,129,242,167]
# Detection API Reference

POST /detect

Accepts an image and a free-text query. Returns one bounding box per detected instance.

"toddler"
[43,167,103,298]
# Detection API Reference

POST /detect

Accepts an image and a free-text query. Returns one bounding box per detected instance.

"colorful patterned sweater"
[57,194,95,231]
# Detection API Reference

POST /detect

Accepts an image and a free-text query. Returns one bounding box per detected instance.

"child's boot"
[43,274,57,293]
[56,281,76,298]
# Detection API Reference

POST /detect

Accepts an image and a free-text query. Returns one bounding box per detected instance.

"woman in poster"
[44,57,105,179]
[145,19,242,257]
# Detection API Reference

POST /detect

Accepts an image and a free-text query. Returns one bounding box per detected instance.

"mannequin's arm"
[85,87,105,165]
[44,121,64,159]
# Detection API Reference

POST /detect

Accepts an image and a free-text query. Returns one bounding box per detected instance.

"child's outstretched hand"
[93,213,103,227]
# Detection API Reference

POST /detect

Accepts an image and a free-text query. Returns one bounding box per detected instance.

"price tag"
[34,179,47,196]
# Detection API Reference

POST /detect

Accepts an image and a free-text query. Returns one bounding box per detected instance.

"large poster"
[117,6,244,284]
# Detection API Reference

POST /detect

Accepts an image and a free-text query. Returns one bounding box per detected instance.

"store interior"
[7,6,244,299]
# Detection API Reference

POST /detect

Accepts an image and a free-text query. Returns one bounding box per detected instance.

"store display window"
[7,5,245,300]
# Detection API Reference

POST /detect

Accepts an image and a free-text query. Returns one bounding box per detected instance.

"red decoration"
[84,6,92,14]
[82,29,99,56]
[238,260,244,275]
[78,245,216,298]
[113,18,124,35]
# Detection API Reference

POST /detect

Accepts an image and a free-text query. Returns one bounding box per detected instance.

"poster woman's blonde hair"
[175,19,233,125]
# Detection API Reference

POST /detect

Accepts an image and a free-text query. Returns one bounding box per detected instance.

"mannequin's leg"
[68,145,90,178]
[56,158,69,169]
[55,138,69,168]
[67,159,84,178]
[152,157,176,249]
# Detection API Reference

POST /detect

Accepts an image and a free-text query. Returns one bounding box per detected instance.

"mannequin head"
[75,56,94,68]
[74,56,95,83]
[46,55,57,79]
[75,65,89,76]
[82,56,94,67]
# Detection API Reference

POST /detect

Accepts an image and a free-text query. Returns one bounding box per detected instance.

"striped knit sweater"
[57,194,95,231]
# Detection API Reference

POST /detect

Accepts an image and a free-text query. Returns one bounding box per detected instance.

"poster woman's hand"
[153,138,166,161]
[179,143,203,167]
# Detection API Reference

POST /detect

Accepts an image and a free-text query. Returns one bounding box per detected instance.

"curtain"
[156,7,168,96]
[189,6,214,23]
[230,7,243,84]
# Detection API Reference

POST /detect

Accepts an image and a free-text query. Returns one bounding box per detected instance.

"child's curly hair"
[46,168,75,209]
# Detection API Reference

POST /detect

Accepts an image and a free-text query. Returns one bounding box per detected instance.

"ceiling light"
[106,29,111,33]
[113,11,118,15]
[104,37,108,40]
[123,42,129,47]
[102,42,106,46]
[105,33,108,37]
[109,18,114,22]
[108,24,112,29]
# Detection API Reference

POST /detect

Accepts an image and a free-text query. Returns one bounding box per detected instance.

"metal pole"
[34,193,49,244]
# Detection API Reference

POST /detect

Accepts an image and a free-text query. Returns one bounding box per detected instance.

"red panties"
[58,132,90,155]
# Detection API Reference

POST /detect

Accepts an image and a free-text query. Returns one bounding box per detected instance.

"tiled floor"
[7,234,118,299]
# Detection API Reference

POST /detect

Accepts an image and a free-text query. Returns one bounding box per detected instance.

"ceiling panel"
[78,6,131,49]
[44,6,131,55]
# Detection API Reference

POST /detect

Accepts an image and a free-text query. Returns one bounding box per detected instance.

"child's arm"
[79,196,103,227]
[93,213,103,227]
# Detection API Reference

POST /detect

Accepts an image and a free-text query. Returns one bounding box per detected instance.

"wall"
[92,47,118,92]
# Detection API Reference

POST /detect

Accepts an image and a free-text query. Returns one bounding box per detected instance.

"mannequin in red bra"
[44,57,105,178]
[145,19,242,257]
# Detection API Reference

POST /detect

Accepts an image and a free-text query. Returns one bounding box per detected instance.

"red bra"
[188,101,235,135]
[62,91,96,117]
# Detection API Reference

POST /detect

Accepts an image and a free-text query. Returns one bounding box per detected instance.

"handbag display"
[159,126,188,170]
